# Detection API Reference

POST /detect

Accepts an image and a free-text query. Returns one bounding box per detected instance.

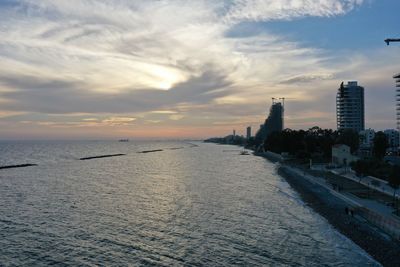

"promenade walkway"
[284,165,400,239]
[341,171,399,200]
[311,164,399,200]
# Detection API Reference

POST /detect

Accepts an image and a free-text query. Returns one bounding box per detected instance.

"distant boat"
[240,150,250,155]
[118,139,129,142]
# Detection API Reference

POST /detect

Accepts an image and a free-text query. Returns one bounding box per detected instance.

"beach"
[278,165,400,267]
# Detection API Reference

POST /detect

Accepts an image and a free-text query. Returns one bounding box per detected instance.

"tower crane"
[385,38,400,45]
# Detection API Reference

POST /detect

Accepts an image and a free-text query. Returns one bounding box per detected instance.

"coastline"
[208,143,400,265]
[272,161,400,267]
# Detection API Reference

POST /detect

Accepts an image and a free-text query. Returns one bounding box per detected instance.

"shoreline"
[276,163,400,267]
[207,143,400,265]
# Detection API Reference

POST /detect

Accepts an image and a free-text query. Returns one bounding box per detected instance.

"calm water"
[0,141,379,266]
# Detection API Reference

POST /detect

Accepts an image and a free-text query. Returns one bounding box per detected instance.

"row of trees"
[262,127,360,161]
[261,127,391,161]
[259,126,399,196]
[351,131,391,180]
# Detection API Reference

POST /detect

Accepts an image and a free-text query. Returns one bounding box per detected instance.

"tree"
[335,129,359,153]
[318,129,337,159]
[373,131,388,160]
[264,131,282,153]
[389,166,400,192]
[351,160,369,181]
[254,129,263,147]
[263,128,339,162]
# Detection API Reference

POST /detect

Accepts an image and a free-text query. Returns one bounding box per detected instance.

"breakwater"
[0,164,37,169]
[137,149,163,153]
[79,154,126,160]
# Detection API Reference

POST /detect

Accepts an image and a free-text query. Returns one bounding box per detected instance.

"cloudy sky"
[0,0,399,139]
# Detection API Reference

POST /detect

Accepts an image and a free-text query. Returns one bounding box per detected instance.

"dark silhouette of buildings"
[246,126,251,140]
[255,100,284,146]
[336,81,365,133]
[265,101,284,135]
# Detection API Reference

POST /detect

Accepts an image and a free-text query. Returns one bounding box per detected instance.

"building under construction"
[265,99,284,135]
[255,99,284,144]
[395,73,400,129]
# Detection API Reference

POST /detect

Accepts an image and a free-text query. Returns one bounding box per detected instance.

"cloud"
[1,0,394,139]
[224,0,364,22]
[169,114,185,121]
[0,0,364,97]
[0,69,233,115]
[280,73,335,84]
[101,117,136,125]
[18,116,136,128]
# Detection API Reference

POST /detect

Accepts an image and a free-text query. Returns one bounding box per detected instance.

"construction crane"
[272,97,295,107]
[384,38,400,45]
[270,97,295,129]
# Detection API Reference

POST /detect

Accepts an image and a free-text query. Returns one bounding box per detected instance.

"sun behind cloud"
[0,0,398,139]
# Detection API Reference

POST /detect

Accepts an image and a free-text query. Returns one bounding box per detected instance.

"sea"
[0,140,380,266]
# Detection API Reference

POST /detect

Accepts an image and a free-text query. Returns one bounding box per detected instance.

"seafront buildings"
[246,126,251,140]
[395,73,400,130]
[358,128,400,156]
[384,129,400,151]
[359,128,375,149]
[336,81,365,133]
[332,144,358,165]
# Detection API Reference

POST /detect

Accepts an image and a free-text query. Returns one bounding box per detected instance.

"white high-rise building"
[395,73,400,129]
[336,81,365,133]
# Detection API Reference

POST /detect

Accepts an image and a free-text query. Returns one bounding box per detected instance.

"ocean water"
[0,141,379,266]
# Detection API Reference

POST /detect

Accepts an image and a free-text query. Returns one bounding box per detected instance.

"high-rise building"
[246,126,251,140]
[336,81,365,132]
[256,100,284,142]
[266,101,284,135]
[395,73,400,129]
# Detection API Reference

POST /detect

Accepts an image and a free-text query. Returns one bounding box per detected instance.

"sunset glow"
[0,0,399,139]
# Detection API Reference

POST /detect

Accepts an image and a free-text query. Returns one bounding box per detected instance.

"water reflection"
[0,141,379,266]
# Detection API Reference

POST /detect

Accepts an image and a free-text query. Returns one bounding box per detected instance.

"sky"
[0,0,399,140]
